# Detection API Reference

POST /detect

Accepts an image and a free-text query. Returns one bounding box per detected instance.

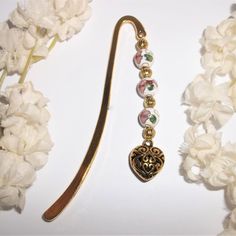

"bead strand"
[133,38,159,143]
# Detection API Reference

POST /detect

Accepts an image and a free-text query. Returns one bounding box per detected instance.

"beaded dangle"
[129,38,165,182]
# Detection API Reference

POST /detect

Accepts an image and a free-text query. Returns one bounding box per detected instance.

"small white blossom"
[201,143,236,187]
[182,10,236,235]
[0,0,92,213]
[0,22,31,74]
[0,82,53,210]
[0,151,35,210]
[5,82,50,124]
[54,0,92,41]
[201,17,236,76]
[183,74,234,125]
[0,0,92,76]
[10,0,92,42]
[181,126,222,182]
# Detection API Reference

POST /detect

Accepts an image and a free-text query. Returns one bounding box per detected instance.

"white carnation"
[0,22,31,74]
[182,11,236,234]
[183,74,233,126]
[0,82,53,211]
[201,17,236,76]
[5,82,50,124]
[0,151,35,210]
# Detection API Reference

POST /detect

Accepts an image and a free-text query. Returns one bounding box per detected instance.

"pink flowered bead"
[136,79,158,98]
[138,108,159,127]
[133,49,154,69]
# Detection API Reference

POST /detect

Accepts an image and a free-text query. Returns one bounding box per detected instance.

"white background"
[0,0,236,235]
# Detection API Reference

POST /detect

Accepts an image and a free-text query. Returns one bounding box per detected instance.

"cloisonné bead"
[134,49,154,69]
[136,79,158,98]
[138,108,159,127]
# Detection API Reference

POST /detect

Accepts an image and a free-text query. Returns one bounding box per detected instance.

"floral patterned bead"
[133,49,154,69]
[137,79,158,98]
[138,108,159,127]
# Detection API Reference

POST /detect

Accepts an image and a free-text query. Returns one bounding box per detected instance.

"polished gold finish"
[129,144,165,182]
[136,38,148,49]
[143,95,156,108]
[140,66,152,78]
[42,15,147,222]
[143,126,156,140]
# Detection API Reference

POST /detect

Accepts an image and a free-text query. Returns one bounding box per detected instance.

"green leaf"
[145,54,153,62]
[149,115,157,124]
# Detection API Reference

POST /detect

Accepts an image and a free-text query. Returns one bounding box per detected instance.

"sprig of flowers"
[0,0,92,82]
[0,82,53,210]
[181,12,236,235]
[0,0,92,212]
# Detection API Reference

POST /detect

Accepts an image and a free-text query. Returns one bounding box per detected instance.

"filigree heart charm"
[129,143,165,182]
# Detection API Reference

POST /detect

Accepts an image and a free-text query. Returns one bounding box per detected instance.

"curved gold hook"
[43,15,146,222]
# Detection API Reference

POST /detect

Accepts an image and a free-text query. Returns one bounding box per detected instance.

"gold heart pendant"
[129,143,165,182]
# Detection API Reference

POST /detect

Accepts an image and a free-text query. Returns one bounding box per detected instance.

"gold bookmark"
[43,15,164,222]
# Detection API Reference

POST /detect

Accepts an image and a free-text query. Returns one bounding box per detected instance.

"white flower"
[0,82,53,170]
[0,0,92,76]
[182,155,201,181]
[10,0,92,42]
[0,151,35,210]
[219,208,236,235]
[182,11,236,235]
[0,118,53,155]
[0,81,53,210]
[183,74,234,125]
[202,143,236,187]
[181,126,221,161]
[54,0,92,41]
[201,17,236,76]
[10,0,57,54]
[5,82,50,124]
[0,22,31,74]
[181,126,222,181]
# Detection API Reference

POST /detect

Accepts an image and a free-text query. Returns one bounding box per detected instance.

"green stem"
[18,46,35,84]
[0,69,7,89]
[18,35,58,84]
[48,34,58,52]
[32,35,58,64]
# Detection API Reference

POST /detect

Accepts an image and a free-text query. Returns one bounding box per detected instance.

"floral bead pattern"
[138,108,159,127]
[137,79,158,98]
[133,49,154,69]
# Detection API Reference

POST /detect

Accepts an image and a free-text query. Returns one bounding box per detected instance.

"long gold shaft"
[42,15,146,222]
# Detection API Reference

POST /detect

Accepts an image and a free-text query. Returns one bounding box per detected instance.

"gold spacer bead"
[144,95,156,108]
[139,67,152,78]
[143,126,156,141]
[136,38,148,49]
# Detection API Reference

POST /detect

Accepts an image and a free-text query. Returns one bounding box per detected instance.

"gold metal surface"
[129,144,165,182]
[143,126,156,140]
[140,66,152,78]
[143,95,156,108]
[136,38,148,49]
[42,15,146,222]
